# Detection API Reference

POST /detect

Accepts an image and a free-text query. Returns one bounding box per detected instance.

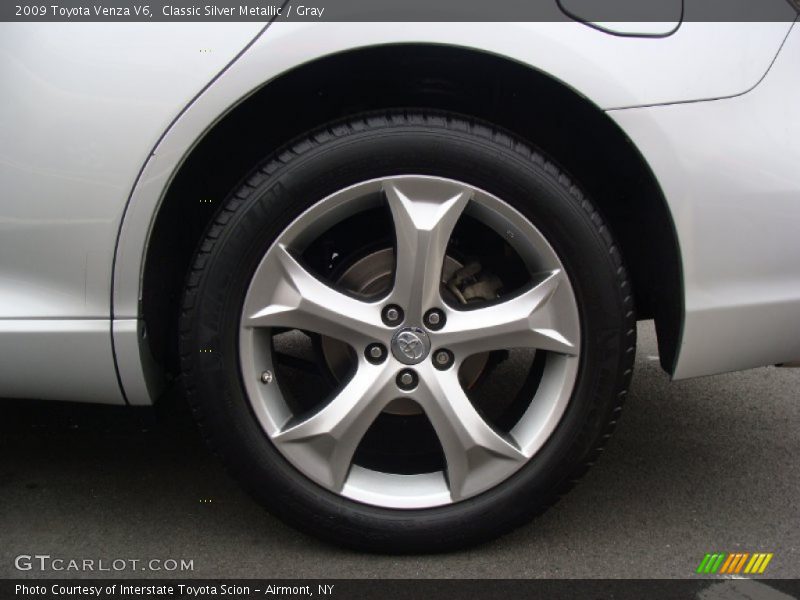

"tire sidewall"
[183,117,630,551]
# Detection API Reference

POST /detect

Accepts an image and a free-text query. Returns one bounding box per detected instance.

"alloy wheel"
[238,175,581,509]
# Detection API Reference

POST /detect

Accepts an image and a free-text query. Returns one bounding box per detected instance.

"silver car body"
[1,17,798,404]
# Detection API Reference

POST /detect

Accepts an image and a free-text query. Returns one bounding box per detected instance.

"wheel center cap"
[391,327,431,365]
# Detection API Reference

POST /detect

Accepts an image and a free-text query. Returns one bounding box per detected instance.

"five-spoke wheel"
[239,176,580,507]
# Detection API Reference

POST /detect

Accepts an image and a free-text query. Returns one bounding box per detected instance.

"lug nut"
[433,349,454,370]
[424,308,445,331]
[396,369,418,391]
[382,304,404,326]
[365,343,387,364]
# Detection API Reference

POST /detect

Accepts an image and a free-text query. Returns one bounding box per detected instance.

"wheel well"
[143,44,683,382]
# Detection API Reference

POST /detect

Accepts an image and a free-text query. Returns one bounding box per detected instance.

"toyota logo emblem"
[390,327,431,365]
[397,331,425,360]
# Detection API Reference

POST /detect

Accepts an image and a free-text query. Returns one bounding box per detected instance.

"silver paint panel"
[0,23,264,320]
[0,320,122,403]
[610,23,800,378]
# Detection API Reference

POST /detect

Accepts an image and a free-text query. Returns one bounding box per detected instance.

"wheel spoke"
[384,179,471,320]
[272,363,395,491]
[242,243,385,345]
[417,367,527,501]
[439,270,579,357]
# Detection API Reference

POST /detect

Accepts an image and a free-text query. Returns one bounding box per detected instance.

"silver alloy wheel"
[239,175,581,509]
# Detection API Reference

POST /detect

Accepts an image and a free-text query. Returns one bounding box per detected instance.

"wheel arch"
[137,43,683,396]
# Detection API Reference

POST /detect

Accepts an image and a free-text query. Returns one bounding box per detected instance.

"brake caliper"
[446,261,503,304]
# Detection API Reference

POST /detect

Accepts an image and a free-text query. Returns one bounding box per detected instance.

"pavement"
[1,321,799,580]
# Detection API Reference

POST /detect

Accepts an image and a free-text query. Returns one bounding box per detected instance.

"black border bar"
[3,0,799,22]
[3,579,800,600]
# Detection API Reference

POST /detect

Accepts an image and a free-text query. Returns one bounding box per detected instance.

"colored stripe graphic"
[696,554,712,574]
[697,552,774,575]
[719,553,736,573]
[734,553,749,574]
[759,554,774,573]
[697,553,727,574]
[743,553,774,574]
[711,554,726,573]
[745,554,762,574]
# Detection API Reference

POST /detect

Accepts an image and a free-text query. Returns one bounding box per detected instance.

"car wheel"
[180,111,635,552]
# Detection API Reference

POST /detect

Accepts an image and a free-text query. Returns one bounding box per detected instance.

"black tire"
[179,111,635,553]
